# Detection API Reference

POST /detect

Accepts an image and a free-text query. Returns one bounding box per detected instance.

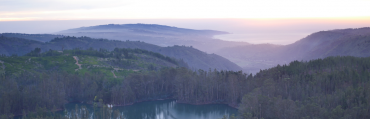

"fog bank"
[1,18,369,45]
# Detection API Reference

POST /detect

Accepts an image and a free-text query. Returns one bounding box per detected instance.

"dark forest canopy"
[238,56,370,119]
[1,54,370,118]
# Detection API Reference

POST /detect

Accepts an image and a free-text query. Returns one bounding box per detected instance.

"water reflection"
[63,100,237,119]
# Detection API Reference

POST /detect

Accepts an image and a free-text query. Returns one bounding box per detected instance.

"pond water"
[18,100,238,119]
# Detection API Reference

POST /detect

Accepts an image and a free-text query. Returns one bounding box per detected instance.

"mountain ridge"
[57,23,250,53]
[0,35,242,71]
[216,27,370,73]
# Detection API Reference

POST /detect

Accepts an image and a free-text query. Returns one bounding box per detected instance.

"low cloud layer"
[0,18,369,45]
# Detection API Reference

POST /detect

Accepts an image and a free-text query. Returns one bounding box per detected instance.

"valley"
[2,0,370,118]
[1,24,370,119]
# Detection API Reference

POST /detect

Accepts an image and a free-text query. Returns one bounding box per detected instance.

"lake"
[17,100,238,119]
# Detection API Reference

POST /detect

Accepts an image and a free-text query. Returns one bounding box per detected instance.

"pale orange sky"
[1,0,370,21]
[1,0,370,44]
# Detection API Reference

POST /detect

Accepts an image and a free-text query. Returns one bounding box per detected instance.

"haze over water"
[1,18,370,45]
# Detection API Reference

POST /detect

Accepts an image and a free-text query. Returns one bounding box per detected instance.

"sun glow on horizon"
[1,0,370,21]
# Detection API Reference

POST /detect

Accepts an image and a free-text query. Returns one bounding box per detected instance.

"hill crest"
[59,23,229,35]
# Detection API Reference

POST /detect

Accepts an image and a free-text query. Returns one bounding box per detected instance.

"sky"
[1,0,370,44]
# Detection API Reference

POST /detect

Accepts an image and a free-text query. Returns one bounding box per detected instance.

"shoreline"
[106,98,239,109]
[176,101,239,109]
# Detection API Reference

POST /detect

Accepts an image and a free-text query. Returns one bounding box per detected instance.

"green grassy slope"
[0,48,183,79]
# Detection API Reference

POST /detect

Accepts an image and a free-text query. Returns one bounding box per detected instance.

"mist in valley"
[2,18,370,74]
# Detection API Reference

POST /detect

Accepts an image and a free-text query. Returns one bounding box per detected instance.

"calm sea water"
[18,100,238,119]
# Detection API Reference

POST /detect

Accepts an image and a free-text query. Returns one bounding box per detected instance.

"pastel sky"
[1,0,370,45]
[1,0,370,20]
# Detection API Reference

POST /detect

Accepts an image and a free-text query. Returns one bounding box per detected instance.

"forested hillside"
[0,33,63,42]
[0,48,186,118]
[217,27,370,73]
[0,36,44,56]
[289,27,370,60]
[0,47,185,78]
[1,54,370,118]
[239,56,370,119]
[0,35,241,71]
